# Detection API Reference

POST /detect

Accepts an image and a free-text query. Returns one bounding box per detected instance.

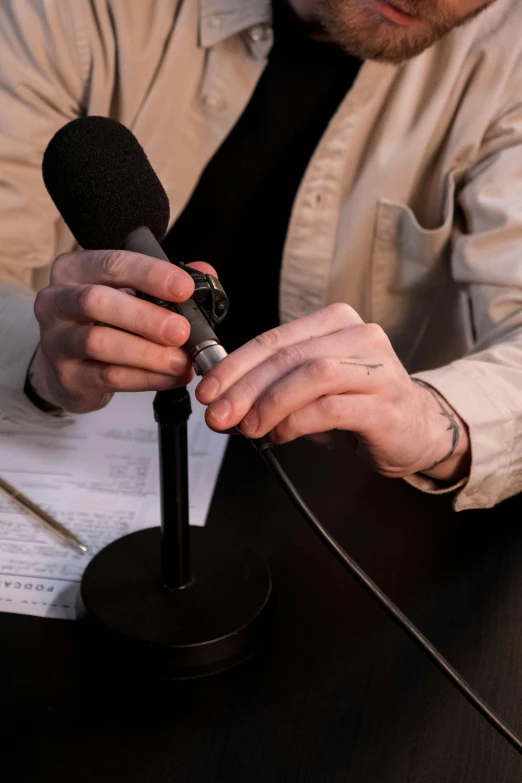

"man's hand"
[32,249,214,414]
[196,304,471,483]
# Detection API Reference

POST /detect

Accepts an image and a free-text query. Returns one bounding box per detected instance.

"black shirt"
[162,1,361,351]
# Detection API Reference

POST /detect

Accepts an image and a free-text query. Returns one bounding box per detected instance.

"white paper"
[0,383,228,620]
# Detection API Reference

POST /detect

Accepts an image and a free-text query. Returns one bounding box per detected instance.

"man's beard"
[317,0,494,63]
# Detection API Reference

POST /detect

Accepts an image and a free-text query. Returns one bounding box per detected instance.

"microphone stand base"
[80,526,272,679]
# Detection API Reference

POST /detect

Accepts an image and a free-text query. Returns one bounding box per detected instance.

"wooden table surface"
[2,434,522,782]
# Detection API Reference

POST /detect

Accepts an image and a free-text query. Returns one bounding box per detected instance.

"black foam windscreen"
[42,116,170,250]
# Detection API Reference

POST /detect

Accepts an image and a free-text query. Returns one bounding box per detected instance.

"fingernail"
[208,398,231,425]
[169,269,193,299]
[164,317,185,345]
[198,375,220,402]
[241,409,259,435]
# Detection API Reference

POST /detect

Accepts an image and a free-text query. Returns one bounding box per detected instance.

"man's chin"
[317,0,495,64]
[318,10,441,63]
[334,36,435,64]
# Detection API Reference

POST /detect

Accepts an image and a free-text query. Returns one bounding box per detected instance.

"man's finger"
[85,363,194,394]
[271,394,371,445]
[50,250,194,302]
[47,284,189,346]
[197,303,364,404]
[50,324,192,376]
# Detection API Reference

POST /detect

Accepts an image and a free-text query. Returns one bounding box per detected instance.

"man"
[0,0,520,511]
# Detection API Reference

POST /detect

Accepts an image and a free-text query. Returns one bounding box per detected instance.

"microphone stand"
[154,388,192,590]
[80,387,272,680]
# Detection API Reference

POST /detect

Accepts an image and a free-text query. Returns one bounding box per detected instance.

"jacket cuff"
[406,363,515,511]
[403,472,468,498]
[0,284,74,429]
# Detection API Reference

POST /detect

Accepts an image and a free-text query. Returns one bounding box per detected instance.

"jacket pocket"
[370,169,457,363]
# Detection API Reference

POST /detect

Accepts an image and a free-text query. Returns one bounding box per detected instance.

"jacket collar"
[199,0,273,49]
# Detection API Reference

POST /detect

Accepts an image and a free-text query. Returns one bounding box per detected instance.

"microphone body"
[123,226,227,375]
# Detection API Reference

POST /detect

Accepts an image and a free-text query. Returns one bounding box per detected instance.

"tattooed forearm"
[413,379,460,471]
[339,360,384,376]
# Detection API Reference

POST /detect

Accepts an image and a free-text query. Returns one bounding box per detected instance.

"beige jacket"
[1,0,522,511]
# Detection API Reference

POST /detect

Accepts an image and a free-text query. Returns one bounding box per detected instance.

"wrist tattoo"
[339,360,384,376]
[413,379,460,472]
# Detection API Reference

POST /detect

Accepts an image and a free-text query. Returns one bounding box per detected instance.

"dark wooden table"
[2,435,522,782]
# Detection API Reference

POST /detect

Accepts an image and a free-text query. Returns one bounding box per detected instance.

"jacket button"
[248,24,268,41]
[203,93,225,110]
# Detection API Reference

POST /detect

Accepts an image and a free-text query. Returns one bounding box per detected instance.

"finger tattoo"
[339,360,384,376]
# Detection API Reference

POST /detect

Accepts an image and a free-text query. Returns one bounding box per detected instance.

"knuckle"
[100,249,127,279]
[137,341,160,369]
[254,328,284,353]
[82,326,103,358]
[325,302,359,324]
[34,287,51,323]
[142,341,175,374]
[50,252,72,283]
[142,259,176,297]
[263,385,283,412]
[306,356,336,381]
[142,261,160,291]
[276,344,303,369]
[100,364,123,390]
[134,306,169,342]
[77,285,103,319]
[235,377,259,404]
[131,306,150,336]
[319,394,343,423]
[364,323,388,343]
[364,322,389,348]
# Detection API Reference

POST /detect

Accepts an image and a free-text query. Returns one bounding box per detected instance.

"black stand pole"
[154,389,192,590]
[80,388,272,680]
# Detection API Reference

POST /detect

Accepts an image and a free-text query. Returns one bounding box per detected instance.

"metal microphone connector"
[192,341,228,376]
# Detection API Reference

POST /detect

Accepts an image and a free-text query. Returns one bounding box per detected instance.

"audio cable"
[250,437,522,755]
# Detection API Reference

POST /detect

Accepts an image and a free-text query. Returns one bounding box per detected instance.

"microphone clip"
[177,263,229,328]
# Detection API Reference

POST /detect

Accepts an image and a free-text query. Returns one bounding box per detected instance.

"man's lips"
[376,0,423,26]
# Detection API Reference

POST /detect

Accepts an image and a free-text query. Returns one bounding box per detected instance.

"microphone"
[41,117,273,680]
[42,116,227,375]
